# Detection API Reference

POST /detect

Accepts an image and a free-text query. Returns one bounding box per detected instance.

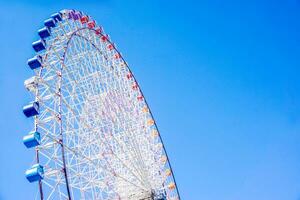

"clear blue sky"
[0,0,299,199]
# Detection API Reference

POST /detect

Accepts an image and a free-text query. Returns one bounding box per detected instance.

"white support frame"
[27,9,180,200]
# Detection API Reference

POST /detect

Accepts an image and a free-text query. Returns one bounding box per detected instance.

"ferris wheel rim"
[24,8,181,200]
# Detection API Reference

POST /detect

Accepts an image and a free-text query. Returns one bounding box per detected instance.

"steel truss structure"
[23,9,180,200]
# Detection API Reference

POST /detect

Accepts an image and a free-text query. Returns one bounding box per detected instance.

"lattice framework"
[24,9,180,200]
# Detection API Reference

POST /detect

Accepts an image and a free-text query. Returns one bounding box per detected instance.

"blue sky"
[0,0,300,199]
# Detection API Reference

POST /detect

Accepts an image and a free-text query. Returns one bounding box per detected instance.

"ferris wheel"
[22,9,180,200]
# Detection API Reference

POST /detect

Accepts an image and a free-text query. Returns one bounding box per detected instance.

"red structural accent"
[95,27,102,35]
[126,73,133,79]
[132,83,138,90]
[115,53,121,59]
[87,21,95,29]
[80,16,89,24]
[114,53,121,59]
[101,35,108,42]
[137,96,143,101]
[107,44,114,50]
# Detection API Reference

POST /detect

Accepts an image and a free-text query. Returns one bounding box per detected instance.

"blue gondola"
[32,40,46,52]
[23,101,39,117]
[38,27,51,39]
[23,131,41,148]
[51,12,62,22]
[25,164,44,183]
[27,55,42,69]
[44,18,56,28]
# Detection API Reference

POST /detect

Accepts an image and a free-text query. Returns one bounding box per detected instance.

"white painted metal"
[29,9,179,200]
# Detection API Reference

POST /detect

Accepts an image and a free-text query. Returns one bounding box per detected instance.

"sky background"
[0,0,300,199]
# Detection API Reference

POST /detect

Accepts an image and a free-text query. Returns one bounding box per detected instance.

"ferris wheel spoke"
[59,73,150,180]
[41,122,149,192]
[62,34,157,181]
[73,89,151,180]
[65,142,149,192]
[65,115,151,189]
[59,86,154,183]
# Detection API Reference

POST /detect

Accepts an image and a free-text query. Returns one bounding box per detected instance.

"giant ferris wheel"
[22,9,180,200]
